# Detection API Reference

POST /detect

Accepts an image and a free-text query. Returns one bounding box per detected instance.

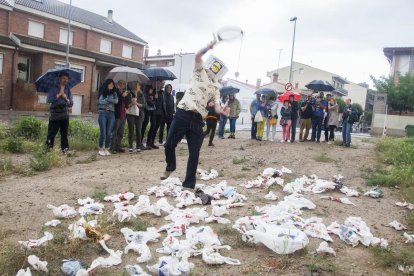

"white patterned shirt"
[177,62,220,118]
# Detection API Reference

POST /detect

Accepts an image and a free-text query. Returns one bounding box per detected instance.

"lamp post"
[65,0,72,67]
[288,17,297,83]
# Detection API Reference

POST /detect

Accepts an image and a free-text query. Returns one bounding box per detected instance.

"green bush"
[0,158,12,172]
[68,119,99,151]
[30,144,64,171]
[365,112,373,126]
[3,137,25,153]
[353,103,363,114]
[14,116,45,140]
[0,121,10,140]
[336,98,345,113]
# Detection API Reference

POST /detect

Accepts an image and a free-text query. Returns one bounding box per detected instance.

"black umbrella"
[143,67,177,81]
[35,68,82,92]
[220,86,240,97]
[305,80,334,92]
[254,88,277,96]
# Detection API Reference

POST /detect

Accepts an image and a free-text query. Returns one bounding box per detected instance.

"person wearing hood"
[161,41,228,203]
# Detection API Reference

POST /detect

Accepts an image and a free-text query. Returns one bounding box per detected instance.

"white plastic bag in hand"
[89,240,122,269]
[18,232,53,250]
[389,220,407,231]
[28,255,48,273]
[44,219,61,227]
[47,204,77,218]
[264,191,278,201]
[16,268,31,276]
[316,241,336,256]
[104,191,135,202]
[199,245,241,265]
[125,264,150,276]
[403,232,414,244]
[77,197,95,205]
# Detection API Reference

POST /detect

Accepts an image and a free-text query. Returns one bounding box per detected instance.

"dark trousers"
[329,125,336,141]
[141,110,155,145]
[204,119,217,144]
[46,118,69,151]
[218,115,228,138]
[291,117,298,142]
[165,109,204,189]
[159,121,171,144]
[311,116,323,141]
[251,117,257,139]
[127,114,143,149]
[148,114,163,146]
[323,116,329,142]
[111,118,126,150]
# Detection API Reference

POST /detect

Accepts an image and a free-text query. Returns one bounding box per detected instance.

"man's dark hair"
[59,72,69,78]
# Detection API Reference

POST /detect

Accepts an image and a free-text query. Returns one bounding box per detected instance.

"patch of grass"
[3,137,26,153]
[241,165,251,171]
[77,153,98,164]
[313,152,334,163]
[0,233,27,275]
[29,145,65,172]
[0,121,10,139]
[14,116,45,140]
[133,218,149,231]
[233,156,248,165]
[0,158,12,174]
[305,255,338,274]
[93,188,107,201]
[68,119,99,151]
[251,210,261,216]
[217,225,253,249]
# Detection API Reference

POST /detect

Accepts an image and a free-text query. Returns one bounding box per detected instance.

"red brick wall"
[0,10,8,35]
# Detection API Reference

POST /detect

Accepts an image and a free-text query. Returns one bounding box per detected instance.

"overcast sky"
[61,0,414,88]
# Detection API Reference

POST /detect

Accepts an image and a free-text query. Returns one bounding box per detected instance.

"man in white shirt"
[161,41,228,200]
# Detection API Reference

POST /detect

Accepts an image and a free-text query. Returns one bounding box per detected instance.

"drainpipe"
[9,46,18,110]
[89,62,96,113]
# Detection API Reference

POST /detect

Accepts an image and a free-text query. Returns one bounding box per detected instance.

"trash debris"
[28,255,48,273]
[44,219,61,227]
[281,167,292,174]
[364,186,383,198]
[175,190,203,208]
[16,268,32,276]
[121,227,160,263]
[77,197,95,205]
[78,202,104,216]
[156,235,196,257]
[320,196,356,206]
[333,174,344,189]
[403,232,414,244]
[396,201,414,211]
[327,217,374,247]
[211,205,229,217]
[389,220,407,231]
[211,193,247,209]
[398,265,414,273]
[61,259,87,276]
[316,241,336,256]
[47,204,77,218]
[264,191,278,201]
[371,237,389,248]
[197,245,241,265]
[89,240,123,269]
[339,186,360,197]
[85,223,110,242]
[185,226,222,247]
[205,216,231,224]
[147,253,194,276]
[104,191,135,202]
[283,175,337,194]
[113,204,136,222]
[197,169,219,181]
[125,264,151,276]
[242,175,284,189]
[18,232,53,250]
[302,217,333,242]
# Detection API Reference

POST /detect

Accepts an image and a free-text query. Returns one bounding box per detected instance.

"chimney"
[272,73,279,83]
[295,82,299,89]
[256,78,261,88]
[107,10,113,23]
[144,46,149,57]
[157,49,161,56]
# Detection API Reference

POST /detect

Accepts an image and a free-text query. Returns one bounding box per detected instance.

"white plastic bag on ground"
[104,191,135,202]
[205,216,231,224]
[302,217,333,242]
[340,186,360,197]
[147,253,194,276]
[197,169,219,181]
[403,232,414,244]
[78,202,104,216]
[18,232,53,250]
[113,204,136,222]
[157,222,189,237]
[89,240,122,269]
[316,241,336,256]
[211,205,229,217]
[125,264,150,276]
[16,268,31,276]
[28,255,48,273]
[398,265,414,273]
[165,207,209,224]
[77,197,95,205]
[264,191,278,201]
[396,202,414,211]
[371,237,389,248]
[364,186,383,198]
[68,218,97,240]
[198,245,241,265]
[44,219,61,227]
[281,167,292,174]
[121,227,160,263]
[327,217,374,247]
[175,190,202,208]
[389,220,407,230]
[156,235,195,257]
[185,226,221,246]
[320,196,356,206]
[47,204,77,218]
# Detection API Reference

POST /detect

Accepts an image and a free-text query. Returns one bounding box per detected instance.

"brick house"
[0,0,147,114]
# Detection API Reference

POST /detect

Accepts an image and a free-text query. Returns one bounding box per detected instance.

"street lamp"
[288,17,297,83]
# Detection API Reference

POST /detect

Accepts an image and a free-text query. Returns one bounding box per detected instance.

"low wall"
[371,113,414,136]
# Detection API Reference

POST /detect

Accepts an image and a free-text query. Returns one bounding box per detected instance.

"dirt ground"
[0,131,411,275]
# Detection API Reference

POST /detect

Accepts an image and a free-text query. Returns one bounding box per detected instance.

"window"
[55,62,86,83]
[122,45,133,59]
[59,29,73,45]
[0,54,3,74]
[167,61,174,66]
[28,20,44,38]
[100,39,112,54]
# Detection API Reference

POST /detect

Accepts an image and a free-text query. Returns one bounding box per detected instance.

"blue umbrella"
[143,67,177,81]
[35,68,82,92]
[305,80,334,92]
[220,86,240,96]
[254,88,277,96]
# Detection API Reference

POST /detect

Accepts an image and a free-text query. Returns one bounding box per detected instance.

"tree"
[336,97,345,113]
[371,74,414,115]
[353,103,363,114]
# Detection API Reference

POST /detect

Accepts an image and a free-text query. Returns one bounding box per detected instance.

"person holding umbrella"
[125,81,145,153]
[161,40,228,201]
[249,94,261,140]
[44,71,73,153]
[217,95,230,139]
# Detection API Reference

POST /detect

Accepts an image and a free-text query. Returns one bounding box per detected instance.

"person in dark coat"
[289,94,299,142]
[141,86,157,149]
[204,100,220,146]
[147,80,166,149]
[158,84,175,144]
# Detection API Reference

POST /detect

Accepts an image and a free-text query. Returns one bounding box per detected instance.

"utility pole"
[65,0,72,67]
[288,17,297,83]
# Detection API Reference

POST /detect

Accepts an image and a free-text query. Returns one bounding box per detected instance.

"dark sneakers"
[208,143,214,147]
[160,171,172,180]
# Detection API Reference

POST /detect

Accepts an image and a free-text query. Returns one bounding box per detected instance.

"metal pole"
[65,0,72,67]
[288,17,297,83]
[179,51,183,89]
[382,104,388,136]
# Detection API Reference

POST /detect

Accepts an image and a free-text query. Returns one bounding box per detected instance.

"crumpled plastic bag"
[28,255,48,273]
[197,245,241,265]
[125,264,150,276]
[302,217,333,242]
[147,253,194,276]
[104,191,135,202]
[339,186,360,197]
[147,177,182,198]
[134,197,175,217]
[156,236,196,257]
[79,202,104,216]
[18,231,53,250]
[197,169,219,181]
[398,265,414,274]
[242,175,283,189]
[403,232,414,244]
[44,219,61,227]
[16,268,31,276]
[389,220,407,231]
[264,191,278,201]
[211,193,247,208]
[185,226,221,246]
[316,241,336,256]
[283,175,337,194]
[113,204,136,222]
[165,207,209,224]
[77,197,95,205]
[158,222,189,237]
[396,201,414,211]
[364,186,383,198]
[47,204,77,219]
[89,240,122,269]
[175,190,202,208]
[320,196,356,206]
[121,227,160,263]
[68,218,98,240]
[328,217,373,247]
[211,205,229,217]
[371,237,389,248]
[61,258,88,276]
[205,216,231,224]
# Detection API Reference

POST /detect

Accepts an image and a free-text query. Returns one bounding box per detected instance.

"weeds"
[241,165,251,171]
[77,153,98,164]
[29,145,65,172]
[0,121,10,139]
[133,218,149,231]
[305,254,337,274]
[3,137,26,153]
[93,189,107,201]
[14,116,45,140]
[370,247,414,269]
[0,158,12,174]
[313,152,334,163]
[233,156,248,165]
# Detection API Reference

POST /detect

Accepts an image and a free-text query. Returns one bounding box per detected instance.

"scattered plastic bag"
[28,255,48,273]
[242,175,283,189]
[283,175,337,194]
[211,205,229,217]
[205,216,231,224]
[157,222,189,237]
[113,204,136,222]
[165,207,209,224]
[147,253,194,276]
[68,217,95,240]
[89,240,122,269]
[371,237,389,248]
[328,217,373,247]
[18,232,53,250]
[104,191,135,202]
[156,235,196,257]
[339,186,360,197]
[320,196,356,206]
[197,169,219,181]
[281,167,292,174]
[185,226,221,246]
[364,186,383,198]
[398,265,414,273]
[316,241,336,256]
[198,245,241,265]
[16,268,31,276]
[175,190,202,208]
[121,227,160,263]
[264,191,278,201]
[403,232,414,244]
[125,264,151,276]
[302,217,333,242]
[61,259,87,276]
[389,220,407,231]
[396,201,414,211]
[77,197,95,205]
[47,204,77,219]
[79,202,104,216]
[44,219,61,227]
